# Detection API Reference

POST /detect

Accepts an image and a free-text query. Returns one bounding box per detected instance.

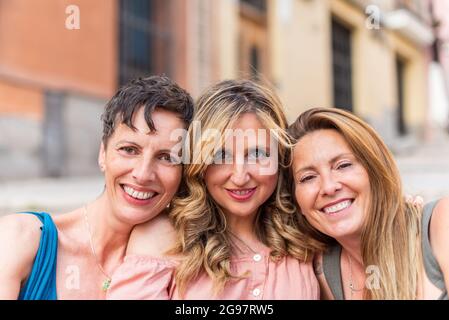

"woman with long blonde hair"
[108,79,322,299]
[288,107,449,300]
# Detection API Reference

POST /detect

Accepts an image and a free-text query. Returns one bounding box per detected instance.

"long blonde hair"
[288,107,422,300]
[170,80,322,296]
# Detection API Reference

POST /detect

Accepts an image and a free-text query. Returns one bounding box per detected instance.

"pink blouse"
[107,244,319,300]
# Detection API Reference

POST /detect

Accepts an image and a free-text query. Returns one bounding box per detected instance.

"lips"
[123,185,156,200]
[321,199,353,215]
[120,184,160,205]
[226,187,257,201]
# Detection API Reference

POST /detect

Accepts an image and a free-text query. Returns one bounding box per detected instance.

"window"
[250,46,260,79]
[396,58,407,135]
[119,0,173,86]
[240,0,267,13]
[332,18,353,112]
[239,0,268,79]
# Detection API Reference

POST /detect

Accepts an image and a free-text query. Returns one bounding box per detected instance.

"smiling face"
[204,113,278,222]
[98,107,185,225]
[292,129,371,241]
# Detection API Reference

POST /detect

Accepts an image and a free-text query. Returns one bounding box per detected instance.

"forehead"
[112,107,185,142]
[294,129,352,162]
[230,113,265,130]
[222,113,271,146]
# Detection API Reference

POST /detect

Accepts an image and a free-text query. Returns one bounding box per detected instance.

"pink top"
[107,245,319,300]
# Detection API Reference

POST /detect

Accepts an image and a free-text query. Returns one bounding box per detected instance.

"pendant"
[102,278,111,291]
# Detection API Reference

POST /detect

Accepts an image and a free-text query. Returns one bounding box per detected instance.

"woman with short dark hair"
[0,76,194,300]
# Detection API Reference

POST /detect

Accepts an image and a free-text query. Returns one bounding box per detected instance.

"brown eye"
[160,154,172,161]
[159,153,180,164]
[337,162,352,170]
[119,146,137,155]
[299,175,315,184]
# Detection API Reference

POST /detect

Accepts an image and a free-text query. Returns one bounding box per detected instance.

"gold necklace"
[347,252,364,300]
[228,231,258,254]
[83,206,112,291]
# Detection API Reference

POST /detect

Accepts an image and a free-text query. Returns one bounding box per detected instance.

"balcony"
[382,1,434,47]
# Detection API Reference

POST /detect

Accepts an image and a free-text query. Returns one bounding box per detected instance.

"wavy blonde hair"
[170,80,322,296]
[288,107,422,300]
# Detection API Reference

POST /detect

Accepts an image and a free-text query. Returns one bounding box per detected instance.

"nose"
[229,162,250,186]
[132,156,157,185]
[320,172,342,196]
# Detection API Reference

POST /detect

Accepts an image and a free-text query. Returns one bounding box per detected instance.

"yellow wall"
[388,32,428,129]
[217,0,240,81]
[152,0,429,133]
[267,0,428,132]
[331,0,427,131]
[269,0,333,123]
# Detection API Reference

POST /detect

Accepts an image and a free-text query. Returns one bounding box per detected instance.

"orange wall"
[0,0,117,99]
[0,81,43,120]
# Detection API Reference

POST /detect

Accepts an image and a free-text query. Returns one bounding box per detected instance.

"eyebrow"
[295,152,354,174]
[115,140,180,152]
[115,140,140,147]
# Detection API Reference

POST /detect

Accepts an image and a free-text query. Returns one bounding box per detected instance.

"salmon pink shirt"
[107,243,319,300]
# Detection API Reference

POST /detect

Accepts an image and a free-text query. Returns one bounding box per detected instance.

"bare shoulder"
[0,213,42,257]
[429,197,449,268]
[0,214,43,298]
[126,211,177,258]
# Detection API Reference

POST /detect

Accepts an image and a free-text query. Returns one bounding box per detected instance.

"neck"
[84,195,133,265]
[337,236,363,266]
[225,210,259,245]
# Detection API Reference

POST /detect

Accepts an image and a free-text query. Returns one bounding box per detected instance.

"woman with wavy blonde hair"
[288,107,449,300]
[107,79,322,299]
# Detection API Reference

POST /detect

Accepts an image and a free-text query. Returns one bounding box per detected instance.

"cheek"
[105,153,132,175]
[261,173,278,193]
[294,186,309,208]
[352,168,371,199]
[294,186,317,216]
[248,164,278,187]
[294,188,303,207]
[103,159,129,189]
[160,166,183,194]
[204,165,229,188]
[294,189,322,227]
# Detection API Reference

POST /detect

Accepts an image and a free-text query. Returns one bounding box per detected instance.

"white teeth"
[323,200,352,214]
[123,186,155,200]
[231,189,253,195]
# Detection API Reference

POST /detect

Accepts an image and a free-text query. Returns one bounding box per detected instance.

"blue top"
[18,212,58,300]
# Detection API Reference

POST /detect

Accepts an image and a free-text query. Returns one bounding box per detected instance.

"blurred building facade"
[0,0,442,180]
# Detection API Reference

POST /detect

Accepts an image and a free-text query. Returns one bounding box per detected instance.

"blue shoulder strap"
[18,212,58,300]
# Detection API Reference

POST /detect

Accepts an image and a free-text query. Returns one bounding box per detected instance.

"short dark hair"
[101,75,194,146]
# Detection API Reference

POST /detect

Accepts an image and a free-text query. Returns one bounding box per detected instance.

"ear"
[98,142,106,172]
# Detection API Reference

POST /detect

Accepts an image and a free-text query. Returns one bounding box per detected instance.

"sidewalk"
[0,176,104,216]
[395,132,449,202]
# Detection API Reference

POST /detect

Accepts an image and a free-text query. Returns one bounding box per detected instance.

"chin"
[228,207,257,218]
[329,226,357,239]
[118,207,161,225]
